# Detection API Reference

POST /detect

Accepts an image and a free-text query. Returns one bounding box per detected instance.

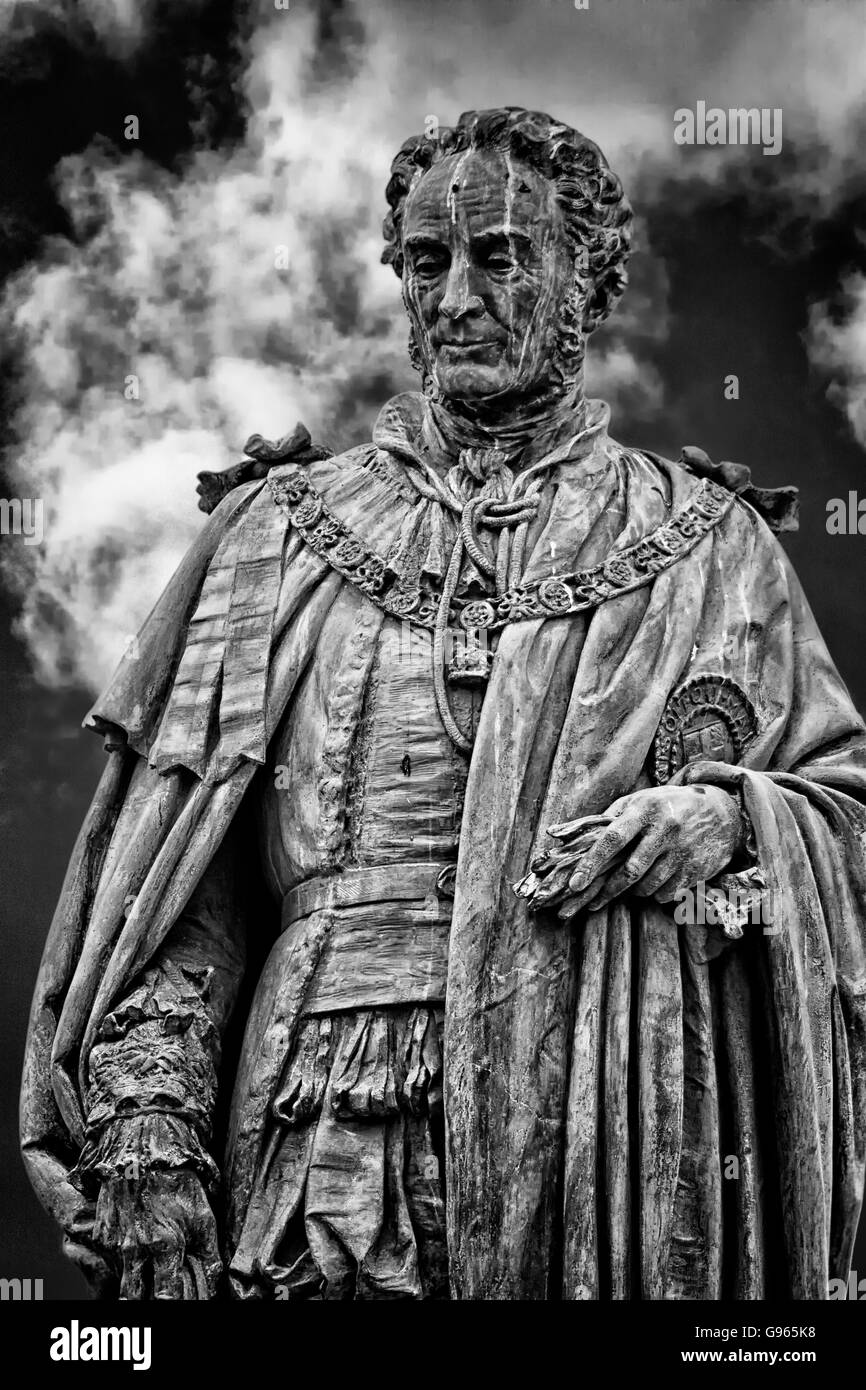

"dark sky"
[2,0,866,1296]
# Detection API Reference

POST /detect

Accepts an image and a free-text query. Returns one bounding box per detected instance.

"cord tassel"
[433,531,474,753]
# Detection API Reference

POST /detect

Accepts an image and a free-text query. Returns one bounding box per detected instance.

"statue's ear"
[582,279,613,336]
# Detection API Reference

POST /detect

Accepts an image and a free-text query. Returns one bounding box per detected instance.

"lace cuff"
[703,864,769,940]
[82,960,220,1138]
[69,1112,220,1195]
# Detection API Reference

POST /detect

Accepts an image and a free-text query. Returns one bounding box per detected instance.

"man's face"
[401,148,579,403]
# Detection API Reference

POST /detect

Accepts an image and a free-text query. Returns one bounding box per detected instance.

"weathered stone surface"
[21,108,866,1301]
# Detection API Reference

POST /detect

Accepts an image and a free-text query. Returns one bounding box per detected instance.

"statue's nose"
[438,255,484,321]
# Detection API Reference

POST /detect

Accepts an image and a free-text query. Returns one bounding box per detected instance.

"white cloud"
[808,273,866,450]
[0,0,206,55]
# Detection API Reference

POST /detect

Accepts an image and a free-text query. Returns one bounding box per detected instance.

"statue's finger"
[513,871,540,899]
[93,1191,119,1248]
[525,863,574,908]
[566,825,638,894]
[191,1205,223,1299]
[152,1244,186,1301]
[531,834,600,875]
[588,834,663,906]
[529,847,553,872]
[61,1237,116,1299]
[639,863,685,904]
[547,813,611,841]
[119,1244,147,1301]
[556,869,612,919]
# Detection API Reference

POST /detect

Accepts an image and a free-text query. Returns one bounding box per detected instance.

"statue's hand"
[516,785,742,921]
[93,1168,222,1300]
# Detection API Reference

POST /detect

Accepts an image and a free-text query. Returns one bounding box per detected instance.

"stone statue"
[21,108,866,1301]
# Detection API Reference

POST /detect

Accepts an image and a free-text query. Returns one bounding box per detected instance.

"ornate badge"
[652,674,757,785]
[459,599,497,630]
[537,578,573,614]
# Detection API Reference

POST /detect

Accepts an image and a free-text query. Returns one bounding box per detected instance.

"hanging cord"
[433,495,539,752]
[506,477,545,588]
[378,420,606,751]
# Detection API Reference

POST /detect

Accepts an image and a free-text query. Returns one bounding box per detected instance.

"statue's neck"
[422,375,586,470]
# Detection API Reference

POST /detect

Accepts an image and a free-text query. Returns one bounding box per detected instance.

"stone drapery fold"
[20,393,866,1300]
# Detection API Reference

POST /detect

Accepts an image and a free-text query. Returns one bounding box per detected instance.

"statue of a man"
[21,108,866,1301]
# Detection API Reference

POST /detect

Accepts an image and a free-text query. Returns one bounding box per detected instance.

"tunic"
[234,618,478,1298]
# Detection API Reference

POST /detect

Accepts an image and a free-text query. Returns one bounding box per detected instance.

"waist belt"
[280,861,455,933]
[279,861,455,1014]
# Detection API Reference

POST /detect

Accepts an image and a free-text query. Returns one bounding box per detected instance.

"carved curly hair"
[382,107,634,336]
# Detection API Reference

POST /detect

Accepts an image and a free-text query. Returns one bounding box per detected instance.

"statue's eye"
[412,251,449,278]
[482,252,515,274]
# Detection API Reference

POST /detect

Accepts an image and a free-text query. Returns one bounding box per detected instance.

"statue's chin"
[432,361,520,405]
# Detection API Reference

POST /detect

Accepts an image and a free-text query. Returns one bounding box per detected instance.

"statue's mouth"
[437,339,499,354]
